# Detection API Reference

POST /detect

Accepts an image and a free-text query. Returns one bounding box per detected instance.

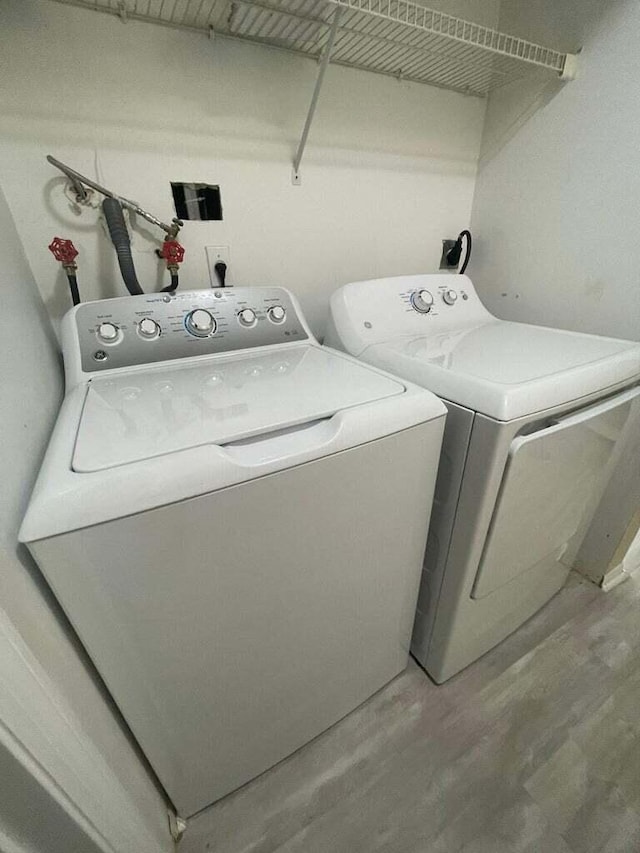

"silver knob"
[268,305,286,324]
[97,322,119,343]
[443,289,458,306]
[138,317,160,339]
[410,290,434,314]
[238,308,257,327]
[186,309,216,337]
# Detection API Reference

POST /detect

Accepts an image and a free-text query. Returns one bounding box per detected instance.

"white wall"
[0,183,173,851]
[470,0,640,342]
[470,0,640,582]
[0,1,493,835]
[0,0,494,338]
[479,0,610,163]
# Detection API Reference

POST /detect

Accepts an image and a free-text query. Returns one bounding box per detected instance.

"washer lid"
[368,321,640,420]
[73,345,407,472]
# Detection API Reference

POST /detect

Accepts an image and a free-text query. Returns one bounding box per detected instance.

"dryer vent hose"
[102,197,144,296]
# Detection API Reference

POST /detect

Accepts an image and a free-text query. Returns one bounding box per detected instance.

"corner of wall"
[0,181,174,852]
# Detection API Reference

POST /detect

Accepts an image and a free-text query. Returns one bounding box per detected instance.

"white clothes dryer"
[326,275,640,683]
[20,286,446,817]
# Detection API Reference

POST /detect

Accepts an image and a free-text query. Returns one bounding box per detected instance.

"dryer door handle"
[517,385,640,445]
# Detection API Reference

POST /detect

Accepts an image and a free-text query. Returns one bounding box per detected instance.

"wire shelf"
[48,0,575,97]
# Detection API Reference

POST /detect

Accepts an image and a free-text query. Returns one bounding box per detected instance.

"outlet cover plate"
[205,245,230,287]
[440,239,458,270]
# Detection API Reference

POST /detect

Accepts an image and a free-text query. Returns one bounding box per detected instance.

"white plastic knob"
[238,308,257,327]
[186,309,216,337]
[443,289,458,306]
[138,317,160,339]
[410,290,434,314]
[97,322,119,342]
[191,310,213,331]
[268,305,286,323]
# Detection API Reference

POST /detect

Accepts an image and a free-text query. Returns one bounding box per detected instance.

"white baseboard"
[600,563,630,591]
[600,523,640,591]
[623,539,640,579]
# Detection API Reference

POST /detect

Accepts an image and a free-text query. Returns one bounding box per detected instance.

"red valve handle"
[48,237,78,265]
[160,240,185,265]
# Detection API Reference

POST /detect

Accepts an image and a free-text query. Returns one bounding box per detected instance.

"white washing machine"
[326,275,640,683]
[20,286,446,817]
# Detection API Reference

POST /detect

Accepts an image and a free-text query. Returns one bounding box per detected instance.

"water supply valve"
[48,236,78,270]
[158,238,185,293]
[48,237,81,305]
[160,239,185,271]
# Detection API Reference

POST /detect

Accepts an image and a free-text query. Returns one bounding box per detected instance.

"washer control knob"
[268,305,286,324]
[186,309,216,337]
[138,317,161,339]
[97,322,119,343]
[410,290,434,314]
[238,308,257,327]
[443,289,458,306]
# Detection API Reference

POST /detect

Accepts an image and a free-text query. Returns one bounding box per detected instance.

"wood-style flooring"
[182,572,640,853]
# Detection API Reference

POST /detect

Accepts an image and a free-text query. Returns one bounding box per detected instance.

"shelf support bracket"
[292,6,342,185]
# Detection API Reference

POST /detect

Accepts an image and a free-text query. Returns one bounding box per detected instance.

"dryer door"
[472,386,640,599]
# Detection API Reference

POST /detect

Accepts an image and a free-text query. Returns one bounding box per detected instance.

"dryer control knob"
[268,305,286,324]
[186,309,216,337]
[443,289,458,306]
[138,318,161,339]
[238,308,257,327]
[97,322,119,343]
[410,290,434,314]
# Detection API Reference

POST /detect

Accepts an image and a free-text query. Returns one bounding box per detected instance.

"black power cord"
[446,230,472,274]
[214,261,227,287]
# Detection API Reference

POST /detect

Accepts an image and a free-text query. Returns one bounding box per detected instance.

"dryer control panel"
[67,287,310,374]
[326,274,494,356]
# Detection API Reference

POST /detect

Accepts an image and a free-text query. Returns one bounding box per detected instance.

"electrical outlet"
[205,245,230,287]
[440,239,458,270]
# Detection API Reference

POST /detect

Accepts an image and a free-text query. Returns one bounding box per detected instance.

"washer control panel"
[73,287,308,373]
